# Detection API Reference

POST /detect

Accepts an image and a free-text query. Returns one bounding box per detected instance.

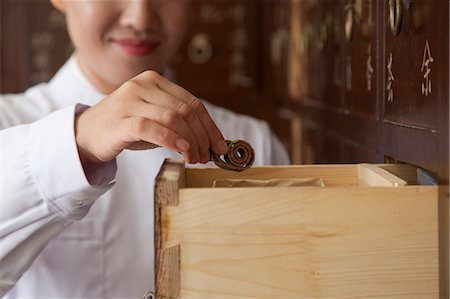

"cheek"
[65,2,114,53]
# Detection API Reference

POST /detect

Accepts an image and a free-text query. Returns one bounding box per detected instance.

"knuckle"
[161,110,179,126]
[122,79,140,91]
[158,128,172,143]
[178,103,195,120]
[143,70,161,83]
[189,97,203,110]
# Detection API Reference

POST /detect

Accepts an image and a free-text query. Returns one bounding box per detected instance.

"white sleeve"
[258,121,290,166]
[269,131,291,166]
[0,105,116,295]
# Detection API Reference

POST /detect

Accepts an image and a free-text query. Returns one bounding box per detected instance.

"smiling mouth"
[112,39,161,56]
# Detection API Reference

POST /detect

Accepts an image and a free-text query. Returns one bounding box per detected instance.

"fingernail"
[175,138,190,152]
[217,140,228,154]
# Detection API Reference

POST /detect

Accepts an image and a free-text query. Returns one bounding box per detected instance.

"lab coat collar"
[48,55,106,107]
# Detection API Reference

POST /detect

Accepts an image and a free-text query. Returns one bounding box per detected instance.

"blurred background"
[0,0,448,183]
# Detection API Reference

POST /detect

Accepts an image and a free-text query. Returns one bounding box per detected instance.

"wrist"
[74,107,103,166]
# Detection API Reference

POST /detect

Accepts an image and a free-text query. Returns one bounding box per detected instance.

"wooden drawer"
[154,160,438,298]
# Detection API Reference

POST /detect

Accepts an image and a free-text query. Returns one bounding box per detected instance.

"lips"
[112,38,161,56]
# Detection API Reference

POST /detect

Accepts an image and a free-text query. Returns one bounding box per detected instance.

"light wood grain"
[187,163,416,188]
[162,187,438,298]
[377,164,420,185]
[186,165,359,188]
[155,245,180,299]
[155,159,185,207]
[358,163,407,187]
[155,160,438,298]
[154,159,185,299]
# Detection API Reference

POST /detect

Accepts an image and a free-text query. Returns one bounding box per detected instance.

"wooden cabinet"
[379,0,446,177]
[278,0,448,181]
[276,0,449,296]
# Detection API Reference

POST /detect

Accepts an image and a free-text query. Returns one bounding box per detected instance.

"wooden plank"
[439,185,449,298]
[358,163,407,186]
[154,159,185,299]
[155,245,180,299]
[161,187,438,298]
[155,159,185,207]
[186,165,359,188]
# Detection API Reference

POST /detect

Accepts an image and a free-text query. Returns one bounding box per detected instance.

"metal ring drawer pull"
[389,0,403,35]
[188,33,213,65]
[142,291,155,299]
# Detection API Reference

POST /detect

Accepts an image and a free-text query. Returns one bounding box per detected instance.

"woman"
[0,1,289,297]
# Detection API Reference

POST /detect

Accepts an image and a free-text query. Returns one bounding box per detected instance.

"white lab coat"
[0,57,290,298]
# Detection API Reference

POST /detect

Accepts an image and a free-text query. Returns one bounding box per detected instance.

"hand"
[75,70,228,165]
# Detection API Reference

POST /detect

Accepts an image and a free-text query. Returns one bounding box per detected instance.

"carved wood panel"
[343,0,378,116]
[383,0,441,130]
[276,1,448,295]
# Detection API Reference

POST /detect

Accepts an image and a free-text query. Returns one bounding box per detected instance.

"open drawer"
[154,160,438,298]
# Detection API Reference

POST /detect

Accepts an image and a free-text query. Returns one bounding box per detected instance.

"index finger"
[140,71,228,155]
